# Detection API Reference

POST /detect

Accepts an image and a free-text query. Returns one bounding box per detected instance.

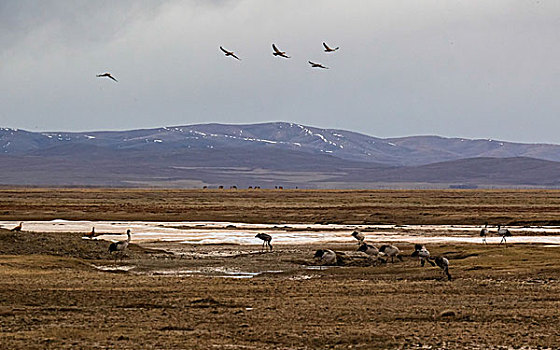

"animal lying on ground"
[314,249,337,266]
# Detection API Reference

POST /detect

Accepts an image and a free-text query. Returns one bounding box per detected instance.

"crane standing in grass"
[108,229,131,261]
[497,225,512,246]
[379,244,403,263]
[255,233,272,251]
[351,231,365,246]
[411,244,435,267]
[434,256,452,281]
[480,223,489,245]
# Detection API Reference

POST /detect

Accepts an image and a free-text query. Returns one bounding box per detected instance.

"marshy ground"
[1,189,560,349]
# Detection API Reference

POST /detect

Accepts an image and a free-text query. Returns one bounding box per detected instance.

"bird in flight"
[323,42,339,53]
[308,61,329,69]
[220,46,241,60]
[272,44,290,58]
[96,73,118,82]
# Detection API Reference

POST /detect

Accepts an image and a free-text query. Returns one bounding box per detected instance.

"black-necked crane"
[411,244,435,267]
[255,233,272,251]
[108,229,131,261]
[96,72,118,82]
[497,225,512,246]
[308,61,329,69]
[358,242,385,264]
[314,249,337,266]
[219,46,241,60]
[10,222,23,232]
[434,256,452,281]
[322,42,339,53]
[272,44,290,58]
[351,230,365,246]
[480,223,489,245]
[379,244,403,263]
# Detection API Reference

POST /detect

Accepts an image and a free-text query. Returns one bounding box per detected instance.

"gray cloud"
[1,0,559,143]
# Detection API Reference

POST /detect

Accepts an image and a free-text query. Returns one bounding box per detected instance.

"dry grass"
[1,229,560,349]
[2,188,560,349]
[2,188,560,225]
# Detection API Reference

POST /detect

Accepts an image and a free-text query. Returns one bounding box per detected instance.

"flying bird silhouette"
[272,44,290,58]
[96,73,118,82]
[308,61,329,69]
[323,42,339,53]
[220,46,241,60]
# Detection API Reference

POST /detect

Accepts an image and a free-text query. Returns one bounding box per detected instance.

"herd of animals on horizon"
[6,221,516,282]
[96,42,339,83]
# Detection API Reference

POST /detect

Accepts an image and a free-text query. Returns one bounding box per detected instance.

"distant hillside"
[1,123,560,188]
[3,123,560,166]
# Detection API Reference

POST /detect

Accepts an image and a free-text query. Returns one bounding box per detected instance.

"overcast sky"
[1,0,559,143]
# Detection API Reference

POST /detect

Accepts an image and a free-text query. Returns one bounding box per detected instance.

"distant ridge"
[1,123,560,188]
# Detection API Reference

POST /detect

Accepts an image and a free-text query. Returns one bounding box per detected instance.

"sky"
[1,0,559,143]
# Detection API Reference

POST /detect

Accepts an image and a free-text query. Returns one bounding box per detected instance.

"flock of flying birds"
[96,42,339,82]
[220,42,340,70]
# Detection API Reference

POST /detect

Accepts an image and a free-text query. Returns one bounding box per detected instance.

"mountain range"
[1,122,560,188]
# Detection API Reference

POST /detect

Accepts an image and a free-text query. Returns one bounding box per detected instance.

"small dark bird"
[219,46,241,60]
[434,256,452,281]
[10,222,23,232]
[96,72,118,82]
[480,223,489,245]
[255,233,272,251]
[108,229,131,261]
[84,227,96,239]
[272,44,290,58]
[308,61,329,69]
[322,42,339,53]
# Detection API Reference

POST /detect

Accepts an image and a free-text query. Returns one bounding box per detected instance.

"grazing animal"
[96,72,118,82]
[108,229,131,261]
[255,233,272,251]
[379,244,403,263]
[314,249,337,266]
[351,230,365,245]
[497,225,512,246]
[358,243,386,264]
[10,222,23,232]
[323,42,339,52]
[272,44,290,58]
[84,227,96,239]
[411,244,435,267]
[480,223,489,244]
[219,46,241,60]
[434,256,452,281]
[308,61,329,69]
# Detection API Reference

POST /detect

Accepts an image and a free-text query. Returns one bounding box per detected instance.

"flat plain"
[1,189,560,349]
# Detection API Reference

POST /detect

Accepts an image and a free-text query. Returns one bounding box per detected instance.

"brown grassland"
[2,188,560,225]
[1,188,560,349]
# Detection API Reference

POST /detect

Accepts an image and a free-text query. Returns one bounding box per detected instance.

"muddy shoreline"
[2,229,560,349]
